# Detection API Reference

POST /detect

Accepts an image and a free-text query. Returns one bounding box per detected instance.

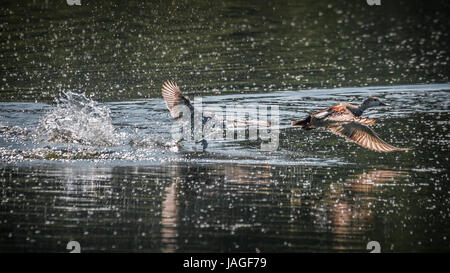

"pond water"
[1,83,449,252]
[0,0,449,252]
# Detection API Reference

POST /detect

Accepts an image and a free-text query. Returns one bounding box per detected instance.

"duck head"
[361,97,389,109]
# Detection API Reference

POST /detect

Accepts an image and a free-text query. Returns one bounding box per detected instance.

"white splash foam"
[37,92,122,146]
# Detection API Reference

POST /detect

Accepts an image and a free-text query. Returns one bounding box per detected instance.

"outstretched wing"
[161,80,194,119]
[313,106,376,126]
[354,117,376,126]
[312,105,353,121]
[326,122,409,152]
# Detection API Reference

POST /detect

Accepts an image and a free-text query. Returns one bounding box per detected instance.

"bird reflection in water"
[328,169,408,251]
[160,178,180,253]
[286,168,407,251]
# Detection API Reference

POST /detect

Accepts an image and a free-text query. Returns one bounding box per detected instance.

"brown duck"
[291,97,409,152]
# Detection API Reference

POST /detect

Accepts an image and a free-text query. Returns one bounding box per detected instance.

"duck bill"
[380,102,389,106]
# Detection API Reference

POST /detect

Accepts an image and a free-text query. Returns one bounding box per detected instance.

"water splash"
[2,84,448,165]
[37,92,122,146]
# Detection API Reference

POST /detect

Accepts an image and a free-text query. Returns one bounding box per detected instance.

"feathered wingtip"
[161,80,182,112]
[161,80,180,105]
[327,122,411,153]
[355,117,377,126]
[161,80,195,120]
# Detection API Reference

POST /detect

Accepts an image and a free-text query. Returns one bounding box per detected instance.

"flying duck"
[291,97,409,152]
[161,80,211,148]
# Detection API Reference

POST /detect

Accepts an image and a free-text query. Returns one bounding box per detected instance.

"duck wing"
[313,105,356,122]
[354,117,376,126]
[326,122,409,152]
[162,80,195,120]
[314,106,376,126]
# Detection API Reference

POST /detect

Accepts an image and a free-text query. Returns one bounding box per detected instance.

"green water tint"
[1,0,449,252]
[0,86,449,252]
[1,0,449,102]
[0,161,448,252]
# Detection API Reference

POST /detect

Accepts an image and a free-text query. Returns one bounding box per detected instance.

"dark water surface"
[1,0,450,252]
[1,0,449,101]
[1,84,449,252]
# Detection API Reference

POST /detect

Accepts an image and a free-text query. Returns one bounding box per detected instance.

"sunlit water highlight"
[1,83,448,163]
[1,83,449,252]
